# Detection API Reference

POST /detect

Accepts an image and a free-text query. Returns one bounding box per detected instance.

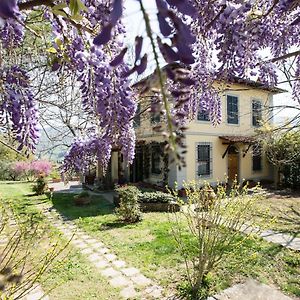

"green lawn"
[1,182,299,299]
[49,189,300,298]
[0,182,120,300]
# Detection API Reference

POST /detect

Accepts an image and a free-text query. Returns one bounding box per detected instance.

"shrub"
[74,191,90,206]
[75,191,90,198]
[32,176,48,195]
[115,186,142,223]
[138,191,175,203]
[169,180,267,299]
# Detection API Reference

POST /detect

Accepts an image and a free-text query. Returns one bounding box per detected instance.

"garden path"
[35,200,166,300]
[207,278,294,300]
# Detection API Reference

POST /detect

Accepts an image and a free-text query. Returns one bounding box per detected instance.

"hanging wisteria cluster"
[0,0,299,173]
[0,65,39,152]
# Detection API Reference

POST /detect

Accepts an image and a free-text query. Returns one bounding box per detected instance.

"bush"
[75,191,90,198]
[115,186,142,223]
[169,180,267,299]
[74,191,90,206]
[138,191,175,203]
[32,176,48,195]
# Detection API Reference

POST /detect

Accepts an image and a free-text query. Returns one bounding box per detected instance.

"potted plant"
[74,191,91,206]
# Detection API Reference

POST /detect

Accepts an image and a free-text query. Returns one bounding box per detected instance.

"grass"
[253,192,300,237]
[0,182,120,300]
[49,189,300,298]
[1,182,300,299]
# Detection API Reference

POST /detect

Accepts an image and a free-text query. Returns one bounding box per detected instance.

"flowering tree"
[30,160,52,176]
[0,0,299,173]
[10,160,52,180]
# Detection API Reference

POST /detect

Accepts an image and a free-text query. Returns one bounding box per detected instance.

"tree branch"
[269,50,300,63]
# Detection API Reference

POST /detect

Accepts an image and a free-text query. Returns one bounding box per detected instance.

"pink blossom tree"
[30,160,52,177]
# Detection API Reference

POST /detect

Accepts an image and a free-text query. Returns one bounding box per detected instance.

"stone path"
[49,181,82,194]
[208,279,294,300]
[37,203,165,299]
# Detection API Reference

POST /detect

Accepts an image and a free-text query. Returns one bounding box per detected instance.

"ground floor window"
[151,144,161,174]
[252,146,262,172]
[197,143,212,176]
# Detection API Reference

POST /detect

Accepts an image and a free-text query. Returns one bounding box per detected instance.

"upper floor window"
[252,145,262,172]
[197,109,210,122]
[133,103,141,128]
[197,143,212,177]
[252,100,262,127]
[151,144,161,174]
[227,95,239,124]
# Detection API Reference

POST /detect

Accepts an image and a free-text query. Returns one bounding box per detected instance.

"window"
[227,95,239,124]
[252,100,262,127]
[197,109,210,121]
[151,145,161,174]
[151,111,160,124]
[197,143,212,176]
[252,146,262,172]
[133,103,141,128]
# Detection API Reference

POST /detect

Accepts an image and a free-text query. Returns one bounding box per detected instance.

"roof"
[132,63,287,94]
[219,135,256,144]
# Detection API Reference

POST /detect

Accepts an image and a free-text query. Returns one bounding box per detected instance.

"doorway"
[227,145,239,182]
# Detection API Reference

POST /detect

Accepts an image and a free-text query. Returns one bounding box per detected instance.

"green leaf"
[52,3,68,10]
[52,9,69,18]
[76,0,88,12]
[47,47,57,54]
[70,15,83,21]
[69,0,79,16]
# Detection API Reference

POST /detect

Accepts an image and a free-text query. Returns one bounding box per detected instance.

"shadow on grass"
[99,221,130,230]
[50,192,115,221]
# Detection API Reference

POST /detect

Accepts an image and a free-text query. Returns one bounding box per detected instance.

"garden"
[0,0,299,299]
[0,180,299,299]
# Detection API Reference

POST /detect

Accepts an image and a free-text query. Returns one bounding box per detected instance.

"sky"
[123,0,298,124]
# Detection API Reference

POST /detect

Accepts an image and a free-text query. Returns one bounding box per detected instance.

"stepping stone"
[77,234,90,240]
[112,260,127,269]
[121,267,140,277]
[98,247,110,254]
[85,238,99,244]
[120,286,138,299]
[209,279,294,300]
[104,253,117,262]
[109,275,132,288]
[100,268,122,278]
[131,274,151,287]
[71,239,84,245]
[81,248,94,255]
[88,253,102,262]
[90,242,104,248]
[144,285,163,298]
[94,260,109,269]
[76,242,88,249]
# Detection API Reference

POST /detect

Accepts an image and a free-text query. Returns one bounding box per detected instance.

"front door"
[228,145,239,182]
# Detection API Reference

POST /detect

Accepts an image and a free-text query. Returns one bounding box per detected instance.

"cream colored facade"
[126,80,282,189]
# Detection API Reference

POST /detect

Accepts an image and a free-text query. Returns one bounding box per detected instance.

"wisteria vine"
[0,0,299,173]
